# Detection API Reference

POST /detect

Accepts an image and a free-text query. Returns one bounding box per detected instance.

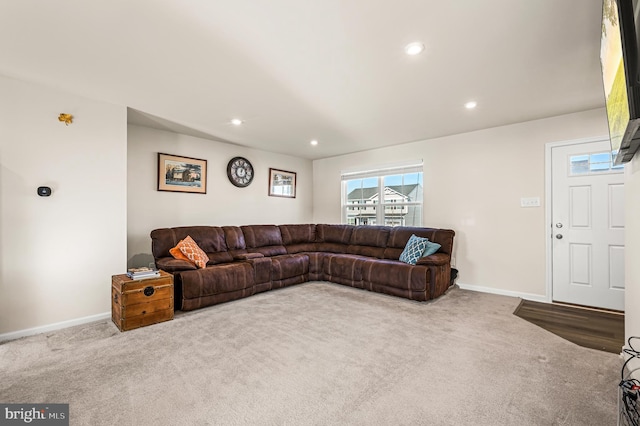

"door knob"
[556,234,563,239]
[555,223,563,228]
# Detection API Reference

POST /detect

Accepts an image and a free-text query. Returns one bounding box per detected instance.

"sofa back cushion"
[430,229,455,255]
[241,225,287,256]
[346,225,390,258]
[279,224,317,254]
[151,228,176,259]
[279,224,316,244]
[223,226,246,250]
[384,227,455,260]
[151,226,233,265]
[315,224,353,253]
[316,224,353,244]
[151,224,454,268]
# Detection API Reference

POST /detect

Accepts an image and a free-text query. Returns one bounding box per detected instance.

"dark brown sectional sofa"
[150,224,455,311]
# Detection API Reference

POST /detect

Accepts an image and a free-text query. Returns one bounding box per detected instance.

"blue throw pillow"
[399,234,429,265]
[423,240,441,257]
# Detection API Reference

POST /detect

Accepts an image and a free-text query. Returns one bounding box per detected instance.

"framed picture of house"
[157,153,207,194]
[268,168,296,198]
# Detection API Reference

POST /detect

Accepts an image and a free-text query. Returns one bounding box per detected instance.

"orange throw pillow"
[169,242,194,265]
[177,236,209,269]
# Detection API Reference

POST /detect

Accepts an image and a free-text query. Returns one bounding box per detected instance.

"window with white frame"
[341,162,423,226]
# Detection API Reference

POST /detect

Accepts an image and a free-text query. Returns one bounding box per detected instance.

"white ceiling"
[0,0,605,160]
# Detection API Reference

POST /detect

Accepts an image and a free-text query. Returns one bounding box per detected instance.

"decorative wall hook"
[58,113,73,126]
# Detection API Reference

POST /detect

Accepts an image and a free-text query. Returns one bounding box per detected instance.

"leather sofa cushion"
[285,243,317,254]
[206,252,234,265]
[151,228,176,258]
[386,226,436,249]
[180,262,254,298]
[155,257,197,273]
[346,244,386,258]
[416,253,450,266]
[173,227,227,253]
[234,253,264,260]
[248,246,287,257]
[223,226,246,250]
[362,259,429,292]
[150,226,228,259]
[241,225,286,256]
[430,229,455,255]
[242,225,284,247]
[322,253,370,282]
[384,227,454,260]
[279,224,317,244]
[271,254,310,280]
[306,252,325,276]
[349,225,390,247]
[315,242,349,253]
[345,225,390,258]
[246,256,272,284]
[316,224,353,244]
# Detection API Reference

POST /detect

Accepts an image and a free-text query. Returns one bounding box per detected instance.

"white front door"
[551,140,625,311]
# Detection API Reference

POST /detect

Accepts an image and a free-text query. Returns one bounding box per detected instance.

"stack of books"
[127,267,160,280]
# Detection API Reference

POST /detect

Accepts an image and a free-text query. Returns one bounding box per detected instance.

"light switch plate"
[520,197,540,207]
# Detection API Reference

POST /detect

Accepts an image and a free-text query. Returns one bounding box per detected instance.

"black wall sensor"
[37,186,52,197]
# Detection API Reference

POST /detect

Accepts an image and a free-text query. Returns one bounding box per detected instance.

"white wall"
[127,125,313,267]
[1,80,634,341]
[0,76,127,336]
[313,109,609,298]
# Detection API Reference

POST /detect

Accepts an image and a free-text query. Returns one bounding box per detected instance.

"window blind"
[341,160,423,180]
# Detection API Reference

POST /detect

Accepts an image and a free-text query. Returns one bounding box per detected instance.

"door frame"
[544,135,611,305]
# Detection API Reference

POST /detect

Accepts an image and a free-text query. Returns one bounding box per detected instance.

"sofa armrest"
[234,253,265,260]
[416,254,452,299]
[155,257,197,273]
[416,253,450,266]
[243,256,272,285]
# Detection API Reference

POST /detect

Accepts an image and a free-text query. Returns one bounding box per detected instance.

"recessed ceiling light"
[464,101,477,109]
[230,118,243,126]
[310,140,318,146]
[405,42,425,55]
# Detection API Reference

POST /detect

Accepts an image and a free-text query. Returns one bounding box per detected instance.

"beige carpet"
[0,283,620,425]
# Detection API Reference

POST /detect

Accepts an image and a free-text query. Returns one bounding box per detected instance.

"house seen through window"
[341,162,423,226]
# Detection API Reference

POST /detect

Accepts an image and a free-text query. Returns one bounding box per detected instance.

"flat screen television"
[600,0,640,164]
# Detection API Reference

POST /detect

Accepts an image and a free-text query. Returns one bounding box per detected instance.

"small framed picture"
[268,168,296,198]
[157,153,207,194]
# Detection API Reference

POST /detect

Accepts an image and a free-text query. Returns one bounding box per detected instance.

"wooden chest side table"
[111,270,174,331]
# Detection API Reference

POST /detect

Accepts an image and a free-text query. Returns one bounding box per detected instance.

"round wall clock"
[227,157,254,187]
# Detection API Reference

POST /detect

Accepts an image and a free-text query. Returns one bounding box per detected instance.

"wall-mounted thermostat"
[37,186,52,197]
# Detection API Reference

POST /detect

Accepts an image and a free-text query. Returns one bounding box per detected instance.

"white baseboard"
[0,312,111,343]
[456,282,549,303]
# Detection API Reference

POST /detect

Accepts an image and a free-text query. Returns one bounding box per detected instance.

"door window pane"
[590,152,611,172]
[570,155,589,174]
[569,151,623,175]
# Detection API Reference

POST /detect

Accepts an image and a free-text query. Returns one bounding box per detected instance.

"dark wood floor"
[513,300,624,354]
